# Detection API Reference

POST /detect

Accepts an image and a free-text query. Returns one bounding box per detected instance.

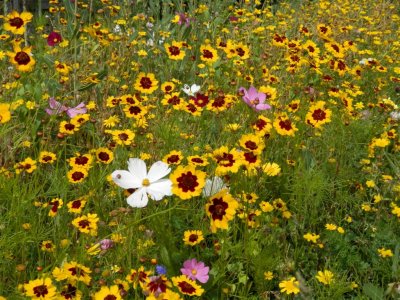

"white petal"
[191,84,200,93]
[147,161,171,182]
[127,189,149,208]
[127,158,147,180]
[202,176,226,197]
[147,179,172,200]
[112,170,141,189]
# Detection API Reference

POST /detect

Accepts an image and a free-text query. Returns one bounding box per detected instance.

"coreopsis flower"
[24,277,57,299]
[182,84,200,96]
[252,115,273,136]
[48,198,63,217]
[378,248,393,258]
[180,259,209,283]
[112,158,172,208]
[190,93,209,108]
[0,103,11,123]
[170,165,206,200]
[205,189,239,233]
[125,266,151,289]
[279,277,300,295]
[163,150,183,165]
[7,42,35,72]
[39,151,57,164]
[3,11,33,35]
[239,86,271,111]
[67,168,88,183]
[67,197,87,214]
[171,275,204,297]
[303,232,320,243]
[14,157,37,174]
[234,42,250,60]
[239,133,265,154]
[108,129,135,146]
[95,147,114,164]
[206,93,235,113]
[142,275,171,298]
[72,213,99,236]
[59,284,82,300]
[273,113,298,136]
[161,81,176,94]
[183,230,204,246]
[211,146,242,175]
[41,240,56,252]
[165,41,185,60]
[262,162,281,176]
[315,270,334,285]
[93,285,121,300]
[199,44,219,64]
[187,155,208,167]
[47,31,62,46]
[134,72,158,94]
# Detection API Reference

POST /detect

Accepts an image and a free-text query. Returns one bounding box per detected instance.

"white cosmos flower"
[202,176,228,197]
[111,158,172,208]
[182,84,201,96]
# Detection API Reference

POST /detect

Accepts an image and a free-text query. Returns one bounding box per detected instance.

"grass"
[0,0,399,299]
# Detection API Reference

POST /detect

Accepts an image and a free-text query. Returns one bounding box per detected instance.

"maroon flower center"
[168,95,181,105]
[244,152,257,163]
[104,296,117,300]
[177,172,199,192]
[167,155,180,164]
[212,96,226,108]
[178,281,196,294]
[320,26,328,34]
[72,171,84,181]
[191,158,204,164]
[140,77,152,89]
[24,164,32,170]
[279,119,292,131]
[216,153,234,167]
[168,45,180,56]
[189,234,198,242]
[33,284,49,297]
[254,119,267,130]
[330,44,340,53]
[209,198,228,220]
[78,220,90,229]
[192,93,209,107]
[15,51,31,65]
[244,141,257,150]
[148,277,167,293]
[307,46,315,53]
[236,47,245,57]
[312,109,326,121]
[118,133,128,141]
[128,106,141,115]
[42,155,52,162]
[98,152,110,161]
[71,200,82,209]
[75,156,89,165]
[10,17,24,28]
[60,284,77,299]
[65,123,75,131]
[202,49,214,59]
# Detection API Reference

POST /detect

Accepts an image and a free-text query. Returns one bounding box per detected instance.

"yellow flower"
[134,72,158,94]
[24,277,57,299]
[0,103,11,124]
[264,271,274,280]
[165,41,186,60]
[273,113,298,136]
[205,189,239,233]
[3,11,33,35]
[279,277,300,295]
[172,275,204,296]
[72,214,99,236]
[7,42,35,72]
[183,230,204,246]
[316,270,334,285]
[303,232,320,243]
[262,162,281,176]
[170,165,206,200]
[305,101,332,128]
[325,223,337,231]
[199,44,219,64]
[378,248,393,258]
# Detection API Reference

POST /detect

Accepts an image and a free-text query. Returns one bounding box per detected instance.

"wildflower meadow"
[0,0,400,298]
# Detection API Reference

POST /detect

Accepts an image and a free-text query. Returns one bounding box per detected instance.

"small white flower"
[390,111,400,120]
[202,176,228,197]
[112,158,172,208]
[113,25,121,34]
[182,84,201,96]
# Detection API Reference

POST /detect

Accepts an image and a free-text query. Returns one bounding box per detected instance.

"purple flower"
[177,13,191,26]
[180,258,209,283]
[47,31,62,46]
[156,265,167,275]
[66,102,87,118]
[239,86,271,111]
[99,239,114,250]
[45,97,68,116]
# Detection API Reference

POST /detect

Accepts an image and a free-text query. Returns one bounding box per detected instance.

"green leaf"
[362,283,385,300]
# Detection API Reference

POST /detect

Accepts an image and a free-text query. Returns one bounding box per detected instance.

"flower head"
[279,277,300,295]
[112,158,172,208]
[180,258,209,283]
[182,84,200,96]
[239,86,271,111]
[66,102,87,118]
[47,31,62,46]
[46,97,68,116]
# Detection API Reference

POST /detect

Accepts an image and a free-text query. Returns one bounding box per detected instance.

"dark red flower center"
[202,49,214,59]
[98,152,110,161]
[72,171,84,181]
[128,106,141,115]
[33,284,49,297]
[75,156,89,165]
[312,109,326,121]
[244,141,257,150]
[140,77,152,89]
[236,47,245,57]
[209,198,228,220]
[168,45,180,56]
[10,17,24,28]
[15,51,31,65]
[104,296,117,300]
[189,234,198,242]
[279,119,292,131]
[178,281,196,294]
[118,133,128,141]
[244,152,257,163]
[167,155,180,164]
[71,200,82,209]
[78,220,90,229]
[216,153,234,167]
[177,172,199,192]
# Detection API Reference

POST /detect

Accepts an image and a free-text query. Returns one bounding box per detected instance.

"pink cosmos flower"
[45,97,68,115]
[239,86,271,111]
[66,102,87,118]
[180,258,209,283]
[47,31,62,46]
[99,239,114,250]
